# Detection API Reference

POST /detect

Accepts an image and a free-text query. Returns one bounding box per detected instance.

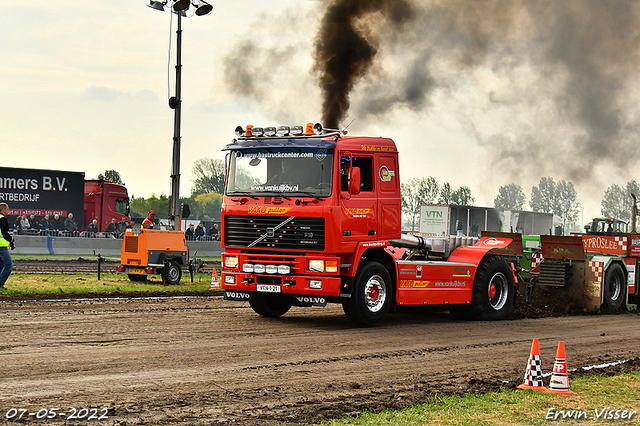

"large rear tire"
[342,261,392,326]
[603,263,626,310]
[249,293,293,317]
[468,255,515,320]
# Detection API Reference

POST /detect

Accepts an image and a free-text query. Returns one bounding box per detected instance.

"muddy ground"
[0,296,639,425]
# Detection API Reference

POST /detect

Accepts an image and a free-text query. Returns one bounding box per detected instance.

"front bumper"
[221,271,342,297]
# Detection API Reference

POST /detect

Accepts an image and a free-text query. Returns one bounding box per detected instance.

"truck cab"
[584,217,628,235]
[220,124,518,325]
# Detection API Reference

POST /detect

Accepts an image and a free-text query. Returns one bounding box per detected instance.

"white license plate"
[257,284,281,293]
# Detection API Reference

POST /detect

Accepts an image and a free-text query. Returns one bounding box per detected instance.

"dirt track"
[1,297,639,425]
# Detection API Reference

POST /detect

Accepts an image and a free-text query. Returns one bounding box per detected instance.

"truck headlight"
[224,256,239,269]
[308,259,324,273]
[277,265,291,274]
[265,265,278,274]
[254,264,266,273]
[243,263,254,273]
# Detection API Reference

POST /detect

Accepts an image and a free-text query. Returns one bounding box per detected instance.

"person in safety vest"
[142,210,155,229]
[0,203,15,291]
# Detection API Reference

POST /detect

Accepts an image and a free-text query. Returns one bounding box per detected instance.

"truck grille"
[539,262,569,287]
[225,215,325,251]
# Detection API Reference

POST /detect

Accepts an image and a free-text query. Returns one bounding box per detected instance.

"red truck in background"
[84,179,131,232]
[1,167,130,232]
[220,123,521,325]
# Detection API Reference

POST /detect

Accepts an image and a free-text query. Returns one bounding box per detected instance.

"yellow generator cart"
[117,225,188,285]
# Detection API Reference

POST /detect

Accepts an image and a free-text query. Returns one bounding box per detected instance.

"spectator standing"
[51,214,62,235]
[64,213,78,236]
[0,203,15,290]
[39,214,52,235]
[185,223,195,241]
[13,215,22,231]
[142,210,155,229]
[19,215,30,235]
[116,218,127,238]
[105,218,117,238]
[195,222,206,240]
[29,214,39,234]
[207,223,220,241]
[86,219,99,237]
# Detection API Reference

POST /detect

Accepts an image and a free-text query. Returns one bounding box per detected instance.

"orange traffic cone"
[210,267,219,289]
[517,338,546,391]
[545,341,577,395]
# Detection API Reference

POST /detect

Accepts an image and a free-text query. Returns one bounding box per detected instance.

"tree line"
[493,178,639,232]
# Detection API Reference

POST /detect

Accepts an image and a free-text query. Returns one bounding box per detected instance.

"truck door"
[339,153,376,243]
[377,155,401,240]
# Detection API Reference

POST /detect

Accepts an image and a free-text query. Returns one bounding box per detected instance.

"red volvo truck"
[220,124,521,325]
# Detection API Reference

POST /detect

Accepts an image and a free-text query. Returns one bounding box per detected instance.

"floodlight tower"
[147,0,213,230]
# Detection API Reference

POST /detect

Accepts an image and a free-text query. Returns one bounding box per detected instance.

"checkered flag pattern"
[523,355,544,387]
[517,338,546,391]
[588,261,604,283]
[530,252,543,274]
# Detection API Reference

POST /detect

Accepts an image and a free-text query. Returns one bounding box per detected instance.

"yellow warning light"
[245,125,254,137]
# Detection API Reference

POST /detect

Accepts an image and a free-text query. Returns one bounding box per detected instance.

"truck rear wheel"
[342,261,392,326]
[469,255,515,320]
[163,261,182,285]
[603,263,626,310]
[249,293,293,317]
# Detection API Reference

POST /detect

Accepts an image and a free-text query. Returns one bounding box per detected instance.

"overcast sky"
[3,0,640,225]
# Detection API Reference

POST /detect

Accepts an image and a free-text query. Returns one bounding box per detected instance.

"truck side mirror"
[350,167,361,195]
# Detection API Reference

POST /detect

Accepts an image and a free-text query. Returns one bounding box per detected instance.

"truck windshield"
[226,147,333,198]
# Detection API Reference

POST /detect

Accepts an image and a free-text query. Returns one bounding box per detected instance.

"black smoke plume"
[314,0,414,129]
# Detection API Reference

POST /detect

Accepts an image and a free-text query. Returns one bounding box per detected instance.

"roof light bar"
[276,126,290,137]
[235,122,332,138]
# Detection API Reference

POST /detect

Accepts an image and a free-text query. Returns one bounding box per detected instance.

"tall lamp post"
[147,0,213,230]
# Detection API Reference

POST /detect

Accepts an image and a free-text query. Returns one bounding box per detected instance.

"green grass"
[317,371,640,426]
[0,273,217,294]
[0,254,221,295]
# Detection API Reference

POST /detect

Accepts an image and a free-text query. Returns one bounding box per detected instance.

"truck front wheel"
[249,293,293,317]
[343,261,392,326]
[469,255,515,320]
[163,261,182,285]
[603,263,626,310]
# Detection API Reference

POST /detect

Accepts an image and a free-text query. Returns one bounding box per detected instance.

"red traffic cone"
[210,267,219,289]
[545,341,577,395]
[517,338,546,391]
